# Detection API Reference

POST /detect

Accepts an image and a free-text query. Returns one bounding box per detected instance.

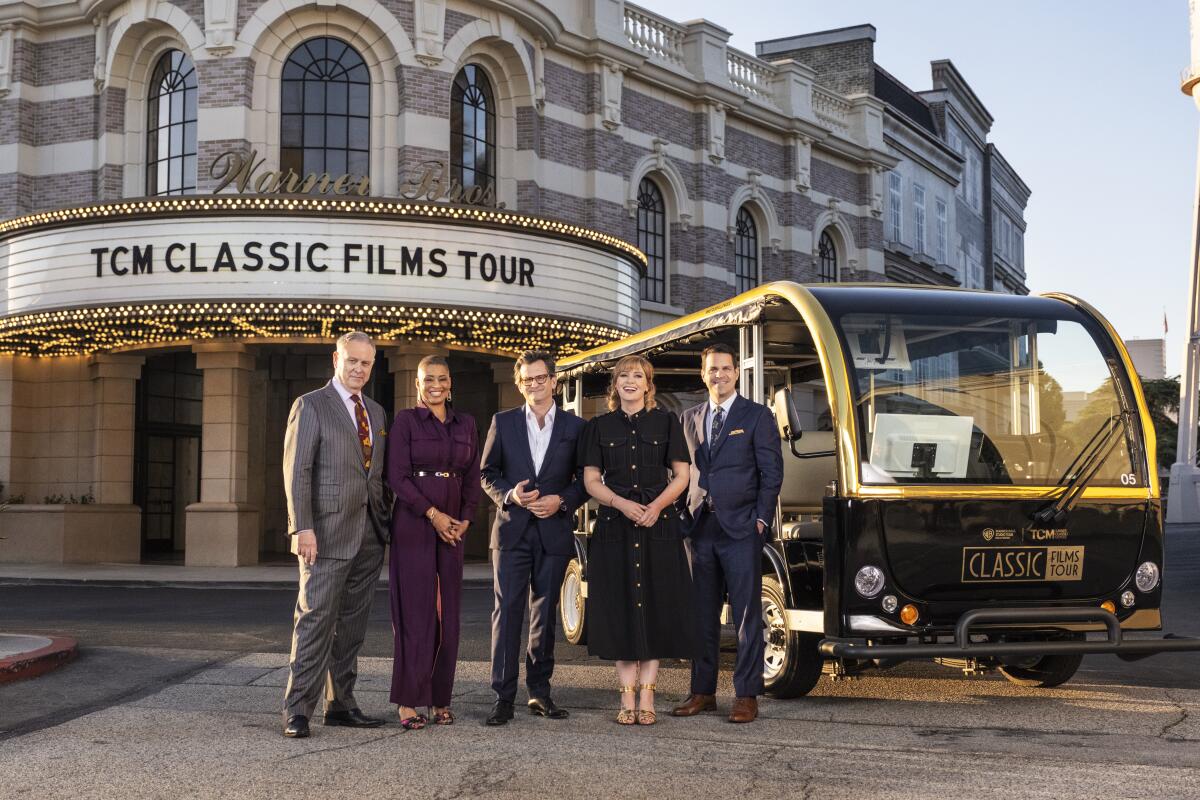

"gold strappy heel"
[616,685,637,725]
[637,683,657,726]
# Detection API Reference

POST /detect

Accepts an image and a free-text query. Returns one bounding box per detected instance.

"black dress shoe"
[283,714,310,738]
[527,696,569,719]
[323,708,384,728]
[485,699,515,726]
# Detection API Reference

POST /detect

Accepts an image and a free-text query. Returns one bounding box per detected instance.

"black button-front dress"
[579,406,695,661]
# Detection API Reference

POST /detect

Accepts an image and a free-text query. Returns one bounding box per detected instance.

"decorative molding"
[204,0,238,57]
[0,25,14,99]
[869,164,885,218]
[93,15,108,93]
[791,134,812,194]
[706,102,725,164]
[414,0,446,66]
[625,145,691,230]
[533,38,545,113]
[600,58,624,131]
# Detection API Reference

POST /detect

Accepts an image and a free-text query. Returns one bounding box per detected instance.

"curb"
[0,636,78,684]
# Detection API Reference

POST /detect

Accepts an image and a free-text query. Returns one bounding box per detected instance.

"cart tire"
[761,576,822,698]
[998,653,1083,688]
[560,558,587,646]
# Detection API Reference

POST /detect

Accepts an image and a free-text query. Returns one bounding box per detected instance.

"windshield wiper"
[1032,414,1125,527]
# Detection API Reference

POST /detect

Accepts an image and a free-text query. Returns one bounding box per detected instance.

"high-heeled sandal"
[637,683,657,726]
[616,685,637,725]
[431,708,455,725]
[398,709,427,731]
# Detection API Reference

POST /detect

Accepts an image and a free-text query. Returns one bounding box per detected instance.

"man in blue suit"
[480,350,587,726]
[673,342,783,723]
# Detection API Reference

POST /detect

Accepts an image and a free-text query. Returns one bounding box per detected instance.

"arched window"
[637,178,666,304]
[451,65,496,200]
[734,206,759,294]
[146,49,197,196]
[818,230,838,283]
[280,37,370,182]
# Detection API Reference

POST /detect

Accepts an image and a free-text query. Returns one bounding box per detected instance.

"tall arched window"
[451,65,496,199]
[280,37,370,182]
[146,49,197,196]
[734,206,759,294]
[818,230,838,283]
[637,178,666,304]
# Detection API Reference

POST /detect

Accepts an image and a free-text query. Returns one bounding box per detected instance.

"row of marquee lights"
[0,196,648,268]
[0,302,629,357]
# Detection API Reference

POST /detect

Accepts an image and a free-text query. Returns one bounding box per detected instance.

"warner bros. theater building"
[0,1,1029,566]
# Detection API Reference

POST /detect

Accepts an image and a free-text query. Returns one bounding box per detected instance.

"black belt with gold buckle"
[412,471,461,479]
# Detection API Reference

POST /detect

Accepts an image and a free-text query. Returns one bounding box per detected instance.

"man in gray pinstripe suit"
[282,331,391,738]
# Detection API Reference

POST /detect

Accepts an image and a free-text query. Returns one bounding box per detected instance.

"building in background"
[758,27,1030,293]
[1125,338,1168,381]
[0,1,1032,566]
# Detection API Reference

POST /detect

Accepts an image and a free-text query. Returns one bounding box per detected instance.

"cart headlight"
[1135,561,1160,593]
[1120,590,1136,608]
[881,594,898,613]
[854,566,885,598]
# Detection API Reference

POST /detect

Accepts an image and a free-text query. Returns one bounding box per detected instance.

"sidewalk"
[0,559,495,589]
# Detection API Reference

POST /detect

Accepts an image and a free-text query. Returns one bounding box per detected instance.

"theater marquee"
[0,197,645,356]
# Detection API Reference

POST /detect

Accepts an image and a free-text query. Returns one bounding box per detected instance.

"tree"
[1139,376,1179,470]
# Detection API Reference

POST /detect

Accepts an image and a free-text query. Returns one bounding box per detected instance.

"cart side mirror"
[772,387,803,442]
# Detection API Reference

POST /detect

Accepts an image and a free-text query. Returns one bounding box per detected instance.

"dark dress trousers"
[386,404,481,709]
[682,394,783,698]
[580,407,695,661]
[480,405,586,703]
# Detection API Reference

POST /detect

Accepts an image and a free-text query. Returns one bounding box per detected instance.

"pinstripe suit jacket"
[283,381,390,559]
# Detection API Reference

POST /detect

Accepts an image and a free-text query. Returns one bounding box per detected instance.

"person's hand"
[512,479,540,508]
[296,530,317,565]
[430,510,457,545]
[616,497,647,523]
[756,519,766,536]
[528,494,562,519]
[635,502,663,527]
[449,519,471,542]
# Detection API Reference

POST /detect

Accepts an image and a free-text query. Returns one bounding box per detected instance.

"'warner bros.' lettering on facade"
[89,242,536,287]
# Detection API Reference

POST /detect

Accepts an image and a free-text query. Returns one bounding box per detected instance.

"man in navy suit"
[673,342,783,723]
[480,350,587,726]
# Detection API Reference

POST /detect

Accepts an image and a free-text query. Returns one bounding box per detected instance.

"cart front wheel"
[761,576,822,698]
[560,558,587,646]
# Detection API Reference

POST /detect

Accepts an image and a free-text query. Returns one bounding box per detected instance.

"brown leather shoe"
[670,693,716,717]
[728,696,758,723]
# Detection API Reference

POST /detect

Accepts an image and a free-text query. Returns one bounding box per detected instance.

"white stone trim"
[1,79,95,103]
[104,1,205,82]
[626,146,691,227]
[237,0,416,65]
[674,259,735,286]
[727,179,781,254]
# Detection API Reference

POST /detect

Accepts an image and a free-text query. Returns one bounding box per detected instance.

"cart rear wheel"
[999,652,1083,688]
[761,576,822,698]
[560,558,587,646]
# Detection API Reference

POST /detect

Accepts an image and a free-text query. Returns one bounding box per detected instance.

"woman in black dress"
[580,354,693,725]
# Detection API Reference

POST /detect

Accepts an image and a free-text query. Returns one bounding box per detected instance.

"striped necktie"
[709,405,725,452]
[350,394,372,469]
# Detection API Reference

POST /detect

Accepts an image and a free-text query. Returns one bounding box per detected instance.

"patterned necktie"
[350,394,372,470]
[710,405,725,452]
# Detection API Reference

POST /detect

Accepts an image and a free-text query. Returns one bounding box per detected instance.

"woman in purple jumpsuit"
[387,355,481,729]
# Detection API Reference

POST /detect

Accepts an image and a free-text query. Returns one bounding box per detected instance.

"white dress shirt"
[331,376,372,445]
[505,403,555,506]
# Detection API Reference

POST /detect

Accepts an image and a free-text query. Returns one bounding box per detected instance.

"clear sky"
[644,0,1195,376]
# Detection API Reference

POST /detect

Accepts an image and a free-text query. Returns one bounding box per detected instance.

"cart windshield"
[836,311,1143,487]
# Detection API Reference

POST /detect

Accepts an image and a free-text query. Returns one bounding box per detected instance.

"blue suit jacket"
[480,406,587,555]
[682,395,784,539]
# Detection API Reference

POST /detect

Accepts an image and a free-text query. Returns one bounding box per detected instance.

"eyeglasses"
[519,374,552,387]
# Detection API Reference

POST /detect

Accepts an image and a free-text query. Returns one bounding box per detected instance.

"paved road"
[0,530,1197,798]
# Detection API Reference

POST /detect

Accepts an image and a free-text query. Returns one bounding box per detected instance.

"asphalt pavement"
[0,532,1196,798]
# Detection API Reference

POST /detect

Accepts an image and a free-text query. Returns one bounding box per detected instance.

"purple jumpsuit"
[387,404,481,709]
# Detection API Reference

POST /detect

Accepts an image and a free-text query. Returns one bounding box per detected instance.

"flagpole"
[1168,0,1200,524]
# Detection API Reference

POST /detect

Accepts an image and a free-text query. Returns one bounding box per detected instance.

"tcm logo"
[981,528,1016,542]
[1027,528,1069,541]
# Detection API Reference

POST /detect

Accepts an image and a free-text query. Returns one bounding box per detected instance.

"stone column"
[185,342,260,566]
[90,354,144,504]
[492,362,523,411]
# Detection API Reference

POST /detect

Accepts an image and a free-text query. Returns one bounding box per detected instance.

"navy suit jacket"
[682,394,784,539]
[480,406,587,555]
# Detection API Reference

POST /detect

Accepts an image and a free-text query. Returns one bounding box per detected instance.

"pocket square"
[728,428,745,436]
